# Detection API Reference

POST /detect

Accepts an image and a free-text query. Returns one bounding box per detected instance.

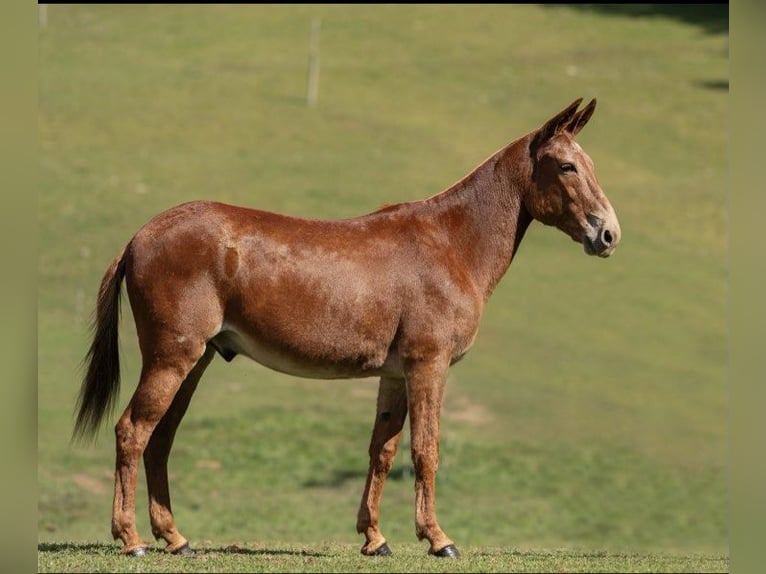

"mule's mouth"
[583,235,599,256]
[583,231,616,258]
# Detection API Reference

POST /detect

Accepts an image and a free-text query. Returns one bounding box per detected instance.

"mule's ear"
[565,98,596,136]
[531,98,583,154]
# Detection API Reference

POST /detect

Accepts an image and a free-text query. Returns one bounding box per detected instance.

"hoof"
[172,543,195,556]
[433,544,460,558]
[125,546,149,557]
[362,542,392,556]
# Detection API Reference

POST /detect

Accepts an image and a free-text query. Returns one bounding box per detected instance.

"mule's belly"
[210,323,404,380]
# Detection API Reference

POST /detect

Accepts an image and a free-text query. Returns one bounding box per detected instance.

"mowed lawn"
[38,4,728,571]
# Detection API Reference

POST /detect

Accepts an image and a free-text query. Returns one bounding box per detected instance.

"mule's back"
[125,201,416,378]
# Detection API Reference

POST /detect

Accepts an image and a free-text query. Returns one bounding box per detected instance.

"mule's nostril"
[602,229,613,245]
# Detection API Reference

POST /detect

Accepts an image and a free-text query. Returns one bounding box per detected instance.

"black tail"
[72,245,128,443]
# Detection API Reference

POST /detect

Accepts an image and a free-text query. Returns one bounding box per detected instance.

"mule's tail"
[72,245,129,443]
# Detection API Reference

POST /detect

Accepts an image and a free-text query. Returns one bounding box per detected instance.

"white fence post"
[307,16,321,108]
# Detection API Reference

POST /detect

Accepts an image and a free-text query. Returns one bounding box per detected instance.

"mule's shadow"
[37,541,329,557]
[301,464,415,488]
[302,468,366,488]
[38,542,112,553]
[201,545,329,557]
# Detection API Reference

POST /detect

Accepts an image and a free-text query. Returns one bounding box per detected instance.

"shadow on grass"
[301,464,418,488]
[302,468,366,488]
[38,541,330,558]
[696,79,729,91]
[38,542,113,553]
[202,544,330,557]
[546,4,728,36]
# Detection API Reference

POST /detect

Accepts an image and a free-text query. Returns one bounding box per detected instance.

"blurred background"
[38,5,727,554]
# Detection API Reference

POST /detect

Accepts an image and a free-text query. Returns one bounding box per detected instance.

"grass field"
[38,5,728,571]
[37,542,728,573]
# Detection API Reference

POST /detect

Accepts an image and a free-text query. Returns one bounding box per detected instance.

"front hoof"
[124,546,149,557]
[362,542,392,556]
[172,543,195,556]
[433,544,460,558]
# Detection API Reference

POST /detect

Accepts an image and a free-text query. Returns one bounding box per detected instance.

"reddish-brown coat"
[74,98,620,557]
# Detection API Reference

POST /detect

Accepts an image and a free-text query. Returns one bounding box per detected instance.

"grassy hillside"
[38,3,728,564]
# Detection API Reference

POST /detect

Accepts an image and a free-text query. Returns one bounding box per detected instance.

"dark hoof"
[363,542,392,556]
[172,543,195,556]
[126,546,149,557]
[433,544,461,558]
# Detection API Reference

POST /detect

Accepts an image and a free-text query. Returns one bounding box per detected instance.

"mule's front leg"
[356,377,408,556]
[404,356,460,558]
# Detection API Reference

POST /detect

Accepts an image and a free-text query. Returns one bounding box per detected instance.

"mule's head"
[525,98,621,257]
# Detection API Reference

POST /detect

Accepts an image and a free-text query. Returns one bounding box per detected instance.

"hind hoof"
[172,543,195,556]
[125,546,149,557]
[362,542,392,556]
[433,544,460,558]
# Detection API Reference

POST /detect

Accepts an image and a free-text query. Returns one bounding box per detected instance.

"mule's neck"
[426,135,535,301]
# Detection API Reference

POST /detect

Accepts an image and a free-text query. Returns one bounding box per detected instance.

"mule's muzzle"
[583,218,620,258]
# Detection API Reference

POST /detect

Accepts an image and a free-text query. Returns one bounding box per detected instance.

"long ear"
[530,98,583,154]
[565,98,596,136]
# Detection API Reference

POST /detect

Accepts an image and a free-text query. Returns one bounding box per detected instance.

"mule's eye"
[560,163,577,173]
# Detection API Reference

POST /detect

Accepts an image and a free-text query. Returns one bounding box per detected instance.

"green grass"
[39,4,728,571]
[37,542,728,573]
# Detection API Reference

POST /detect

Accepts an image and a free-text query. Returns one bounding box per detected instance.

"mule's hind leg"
[143,344,216,554]
[111,341,207,555]
[356,377,408,556]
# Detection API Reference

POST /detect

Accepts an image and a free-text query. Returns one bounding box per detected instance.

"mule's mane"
[366,132,533,221]
[354,132,536,302]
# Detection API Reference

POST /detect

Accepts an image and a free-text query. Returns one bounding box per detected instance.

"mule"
[73,98,620,558]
